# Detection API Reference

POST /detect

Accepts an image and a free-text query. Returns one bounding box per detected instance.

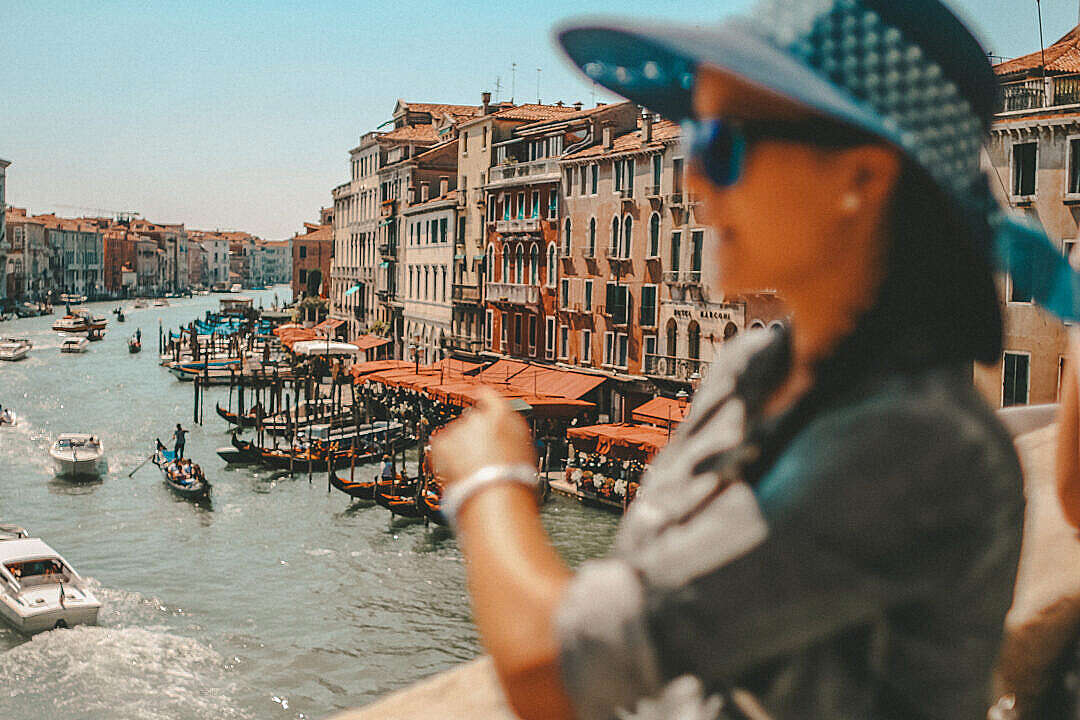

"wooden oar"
[128,449,157,477]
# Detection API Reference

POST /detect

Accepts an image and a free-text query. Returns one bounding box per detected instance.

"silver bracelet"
[443,463,538,529]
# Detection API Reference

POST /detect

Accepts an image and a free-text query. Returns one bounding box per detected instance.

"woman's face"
[688,66,899,301]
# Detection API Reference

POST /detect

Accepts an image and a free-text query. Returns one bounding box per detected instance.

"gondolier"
[172,423,188,460]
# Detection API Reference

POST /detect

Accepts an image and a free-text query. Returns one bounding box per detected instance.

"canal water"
[0,287,620,720]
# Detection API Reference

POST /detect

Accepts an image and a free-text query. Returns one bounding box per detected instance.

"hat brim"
[555,17,904,149]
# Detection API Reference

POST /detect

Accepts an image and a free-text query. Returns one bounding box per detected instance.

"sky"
[2,0,1078,239]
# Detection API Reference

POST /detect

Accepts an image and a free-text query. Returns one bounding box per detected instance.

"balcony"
[444,333,484,354]
[667,192,684,206]
[375,288,396,301]
[494,217,542,234]
[451,283,482,305]
[645,185,662,198]
[605,247,631,264]
[663,270,703,285]
[644,354,709,382]
[998,74,1080,114]
[486,159,562,189]
[378,241,397,258]
[618,188,635,206]
[484,282,539,306]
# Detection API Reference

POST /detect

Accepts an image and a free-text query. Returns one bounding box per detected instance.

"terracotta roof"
[380,124,440,143]
[491,104,582,122]
[400,102,481,120]
[517,100,636,131]
[406,189,458,212]
[562,118,681,160]
[995,26,1080,76]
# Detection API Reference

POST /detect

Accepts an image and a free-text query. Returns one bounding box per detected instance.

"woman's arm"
[432,392,576,720]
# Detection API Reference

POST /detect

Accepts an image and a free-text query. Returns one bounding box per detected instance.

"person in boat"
[172,423,188,460]
[427,2,1062,717]
[380,455,394,483]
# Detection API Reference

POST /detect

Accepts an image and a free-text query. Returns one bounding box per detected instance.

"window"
[584,279,593,312]
[587,218,597,257]
[673,158,684,194]
[440,218,448,243]
[617,334,629,368]
[515,244,525,283]
[671,231,682,272]
[299,268,308,283]
[613,159,623,192]
[501,314,509,349]
[648,213,661,257]
[529,315,538,355]
[621,215,633,258]
[1008,252,1034,303]
[691,230,704,272]
[651,154,662,191]
[531,191,541,218]
[562,218,572,256]
[547,243,558,287]
[1067,239,1079,269]
[299,245,307,259]
[1003,352,1030,407]
[625,158,635,196]
[560,278,570,309]
[604,331,615,366]
[487,245,496,279]
[644,334,657,358]
[666,319,678,356]
[559,325,569,359]
[482,126,488,148]
[529,244,540,285]
[1070,138,1080,196]
[582,329,592,363]
[546,316,556,360]
[606,283,629,325]
[502,246,510,281]
[565,169,574,194]
[590,163,599,194]
[517,192,525,219]
[579,166,587,195]
[688,322,701,360]
[1012,141,1037,198]
[548,190,558,219]
[462,131,468,154]
[486,309,494,345]
[640,285,657,327]
[514,313,523,349]
[610,216,620,256]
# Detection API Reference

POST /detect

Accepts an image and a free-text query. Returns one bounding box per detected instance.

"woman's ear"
[837,145,903,215]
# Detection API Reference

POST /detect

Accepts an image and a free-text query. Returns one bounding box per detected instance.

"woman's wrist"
[443,463,538,529]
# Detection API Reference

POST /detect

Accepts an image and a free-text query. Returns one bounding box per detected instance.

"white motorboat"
[52,314,89,333]
[152,298,169,307]
[0,337,31,361]
[229,283,242,293]
[58,293,87,305]
[132,298,149,309]
[0,409,15,427]
[60,336,89,353]
[50,434,104,478]
[0,529,101,634]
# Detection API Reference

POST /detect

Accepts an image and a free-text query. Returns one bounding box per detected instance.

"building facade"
[0,159,9,301]
[402,187,457,363]
[291,221,333,299]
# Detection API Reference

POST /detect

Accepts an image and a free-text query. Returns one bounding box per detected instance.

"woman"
[433,2,1047,718]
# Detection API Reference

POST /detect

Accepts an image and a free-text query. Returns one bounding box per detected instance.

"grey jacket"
[556,329,1024,720]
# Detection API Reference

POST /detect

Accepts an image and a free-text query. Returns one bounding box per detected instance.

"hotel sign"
[673,306,738,322]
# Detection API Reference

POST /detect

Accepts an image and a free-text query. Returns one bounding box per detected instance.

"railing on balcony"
[644,354,709,382]
[444,334,484,354]
[378,241,397,257]
[451,283,481,304]
[645,185,662,198]
[662,270,703,285]
[998,75,1080,113]
[484,282,539,305]
[486,159,562,188]
[494,217,542,234]
[667,192,684,206]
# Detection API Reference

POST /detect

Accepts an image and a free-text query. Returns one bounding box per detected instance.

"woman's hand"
[432,389,536,488]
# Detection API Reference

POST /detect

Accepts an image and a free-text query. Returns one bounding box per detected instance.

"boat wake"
[0,582,251,720]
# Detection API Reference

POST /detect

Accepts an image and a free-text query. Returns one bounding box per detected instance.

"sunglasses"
[684,117,873,189]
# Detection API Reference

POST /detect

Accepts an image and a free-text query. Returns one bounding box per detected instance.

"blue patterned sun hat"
[556,0,1080,322]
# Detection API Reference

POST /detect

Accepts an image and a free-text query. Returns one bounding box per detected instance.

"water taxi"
[60,336,89,353]
[49,434,104,478]
[52,315,89,332]
[0,528,101,634]
[0,337,32,361]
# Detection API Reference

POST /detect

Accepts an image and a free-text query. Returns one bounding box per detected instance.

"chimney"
[421,182,430,202]
[439,176,449,197]
[641,111,653,142]
[602,125,613,150]
[482,91,492,115]
[573,101,583,112]
[556,100,564,107]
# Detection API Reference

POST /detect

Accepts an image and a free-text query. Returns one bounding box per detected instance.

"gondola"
[128,337,141,354]
[386,495,425,519]
[216,430,262,464]
[328,470,376,500]
[215,402,260,428]
[151,444,211,502]
[256,443,381,472]
[420,489,448,526]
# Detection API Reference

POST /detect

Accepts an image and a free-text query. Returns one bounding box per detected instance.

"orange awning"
[350,359,412,379]
[631,396,690,428]
[475,359,606,400]
[314,318,344,334]
[353,334,391,351]
[567,423,671,461]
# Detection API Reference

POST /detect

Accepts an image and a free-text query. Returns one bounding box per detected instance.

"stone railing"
[486,158,561,188]
[484,282,538,305]
[494,217,542,234]
[451,283,481,304]
[644,353,709,382]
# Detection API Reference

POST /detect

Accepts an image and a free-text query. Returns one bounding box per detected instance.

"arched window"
[723,322,739,340]
[562,217,572,256]
[515,244,525,284]
[529,243,539,285]
[546,243,557,288]
[588,218,597,258]
[610,215,620,256]
[501,244,510,282]
[487,244,496,281]
[666,319,678,357]
[688,321,701,360]
[750,320,766,330]
[648,213,661,257]
[621,215,633,259]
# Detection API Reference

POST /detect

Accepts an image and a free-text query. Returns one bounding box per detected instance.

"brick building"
[291,219,333,299]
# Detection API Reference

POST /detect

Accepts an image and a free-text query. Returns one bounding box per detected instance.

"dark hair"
[814,162,1002,391]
